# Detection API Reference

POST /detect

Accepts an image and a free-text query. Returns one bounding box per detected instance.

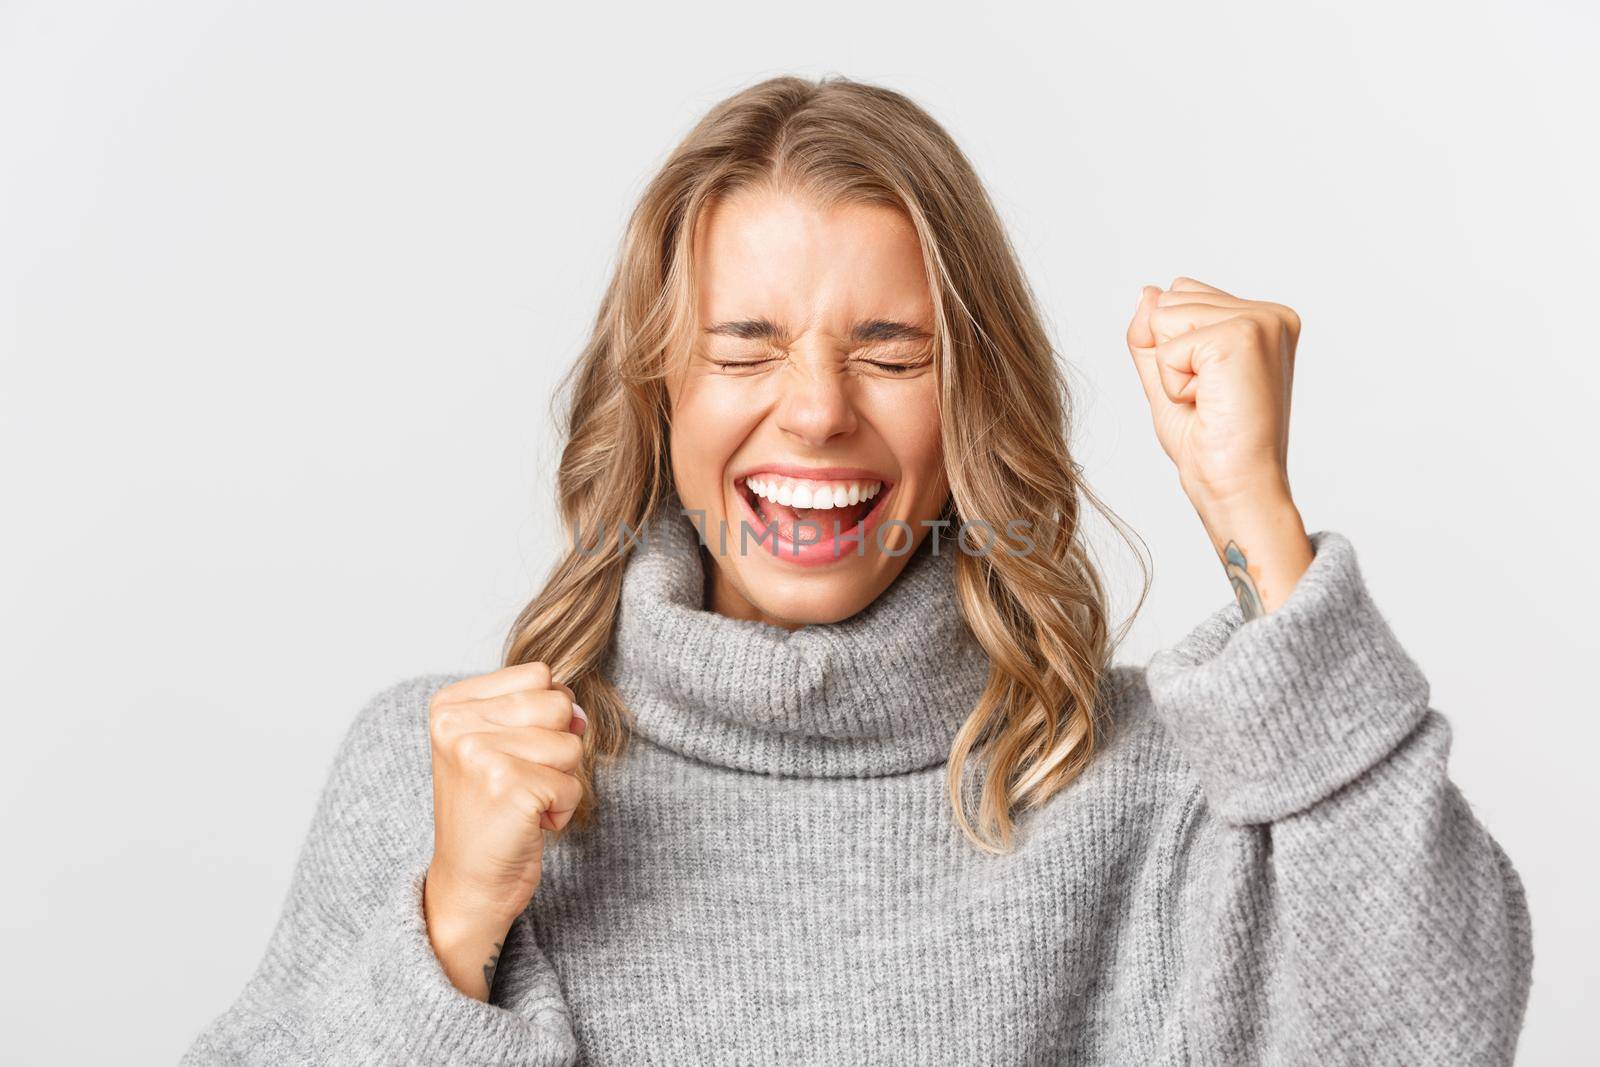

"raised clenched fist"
[422,661,587,1000]
[1127,276,1313,616]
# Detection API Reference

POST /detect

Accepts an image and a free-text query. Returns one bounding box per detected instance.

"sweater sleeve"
[1145,530,1533,1065]
[182,675,578,1067]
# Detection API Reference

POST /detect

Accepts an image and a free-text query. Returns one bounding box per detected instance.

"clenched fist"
[1126,276,1301,509]
[422,661,588,1000]
[1127,276,1313,616]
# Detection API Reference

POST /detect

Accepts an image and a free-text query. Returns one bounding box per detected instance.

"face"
[666,185,949,629]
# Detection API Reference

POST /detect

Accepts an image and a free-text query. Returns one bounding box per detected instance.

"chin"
[722,553,898,627]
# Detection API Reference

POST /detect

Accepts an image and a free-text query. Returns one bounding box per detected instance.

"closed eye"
[709,356,782,372]
[854,355,932,376]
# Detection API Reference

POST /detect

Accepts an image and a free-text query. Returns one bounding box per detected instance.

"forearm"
[1191,473,1314,617]
[423,865,522,1002]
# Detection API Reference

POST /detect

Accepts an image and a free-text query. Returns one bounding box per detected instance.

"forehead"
[691,186,932,327]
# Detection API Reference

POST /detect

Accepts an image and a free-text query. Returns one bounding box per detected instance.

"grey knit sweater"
[185,509,1533,1065]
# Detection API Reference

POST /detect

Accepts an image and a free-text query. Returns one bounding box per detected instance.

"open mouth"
[732,472,893,559]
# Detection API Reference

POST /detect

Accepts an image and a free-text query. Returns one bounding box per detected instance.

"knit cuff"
[306,858,577,1065]
[1144,529,1431,825]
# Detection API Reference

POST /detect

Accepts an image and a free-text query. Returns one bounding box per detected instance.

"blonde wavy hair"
[502,74,1150,853]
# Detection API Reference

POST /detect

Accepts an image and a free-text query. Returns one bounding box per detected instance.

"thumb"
[1155,339,1199,404]
[552,680,588,737]
[1126,285,1160,349]
[1127,286,1171,412]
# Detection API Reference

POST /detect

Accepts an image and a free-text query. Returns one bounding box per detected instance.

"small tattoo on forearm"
[483,941,503,993]
[1223,541,1265,621]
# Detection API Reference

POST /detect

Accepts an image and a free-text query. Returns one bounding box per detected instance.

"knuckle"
[1231,315,1267,345]
[552,688,575,719]
[509,785,547,822]
[552,772,584,816]
[454,732,489,766]
[481,755,518,798]
[551,730,585,771]
[428,689,450,718]
[1279,304,1303,336]
[530,767,576,815]
[561,769,585,805]
[428,705,460,747]
[521,687,571,726]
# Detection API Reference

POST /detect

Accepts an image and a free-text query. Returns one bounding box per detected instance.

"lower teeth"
[752,497,871,537]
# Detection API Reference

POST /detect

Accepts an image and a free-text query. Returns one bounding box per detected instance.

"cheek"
[669,376,764,506]
[868,381,944,490]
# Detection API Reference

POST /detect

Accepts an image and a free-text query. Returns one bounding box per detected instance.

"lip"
[729,462,892,484]
[726,463,897,568]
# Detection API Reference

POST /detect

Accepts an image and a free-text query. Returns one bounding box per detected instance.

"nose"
[774,355,858,447]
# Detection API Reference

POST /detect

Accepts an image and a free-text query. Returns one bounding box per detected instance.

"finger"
[1129,343,1171,414]
[1129,350,1180,417]
[1155,290,1249,310]
[1147,302,1248,345]
[516,761,584,832]
[461,746,584,831]
[1149,316,1265,404]
[1126,284,1161,350]
[1127,287,1173,412]
[1159,290,1300,343]
[470,687,576,731]
[437,661,555,702]
[1168,275,1238,298]
[1155,342,1198,405]
[547,681,587,736]
[458,726,585,774]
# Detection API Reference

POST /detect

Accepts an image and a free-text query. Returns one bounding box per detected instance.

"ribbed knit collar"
[604,505,992,778]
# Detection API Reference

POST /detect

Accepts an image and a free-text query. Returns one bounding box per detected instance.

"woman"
[186,76,1532,1065]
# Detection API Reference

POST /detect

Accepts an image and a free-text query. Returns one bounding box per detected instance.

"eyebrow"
[704,317,785,341]
[702,318,933,343]
[851,319,932,343]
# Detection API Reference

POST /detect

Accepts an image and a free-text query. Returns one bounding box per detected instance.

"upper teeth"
[745,476,883,510]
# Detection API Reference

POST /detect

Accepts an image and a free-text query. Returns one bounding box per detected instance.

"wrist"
[1188,478,1313,617]
[1184,466,1293,530]
[423,865,521,1001]
[424,863,529,934]
[1198,492,1305,558]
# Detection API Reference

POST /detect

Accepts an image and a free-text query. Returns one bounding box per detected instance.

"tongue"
[754,496,872,545]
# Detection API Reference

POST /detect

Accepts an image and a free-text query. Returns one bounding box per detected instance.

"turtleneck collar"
[603,505,993,778]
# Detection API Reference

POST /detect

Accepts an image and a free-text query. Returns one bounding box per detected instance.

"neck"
[602,505,992,778]
[704,550,807,631]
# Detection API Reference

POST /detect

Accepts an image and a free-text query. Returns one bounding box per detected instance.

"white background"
[3,2,1595,1062]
